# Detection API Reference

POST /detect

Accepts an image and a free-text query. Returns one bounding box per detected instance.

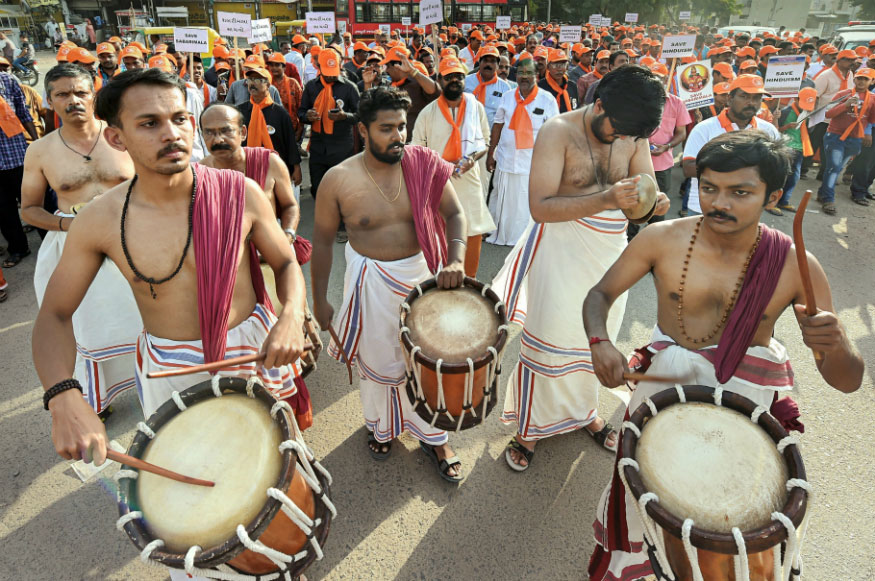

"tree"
[848,0,875,19]
[529,0,740,25]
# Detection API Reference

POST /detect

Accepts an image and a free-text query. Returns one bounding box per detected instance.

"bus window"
[337,0,349,16]
[395,3,412,20]
[371,3,391,22]
[482,5,498,20]
[456,4,482,21]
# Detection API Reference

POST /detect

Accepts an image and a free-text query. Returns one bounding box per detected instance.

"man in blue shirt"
[0,70,38,267]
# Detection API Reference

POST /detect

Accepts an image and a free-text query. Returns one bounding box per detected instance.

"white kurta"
[412,93,496,236]
[328,244,449,446]
[486,87,559,246]
[491,213,629,439]
[34,214,143,413]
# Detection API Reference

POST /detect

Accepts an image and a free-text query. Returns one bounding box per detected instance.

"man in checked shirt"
[0,67,38,269]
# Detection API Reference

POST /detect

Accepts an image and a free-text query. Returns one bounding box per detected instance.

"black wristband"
[43,379,83,410]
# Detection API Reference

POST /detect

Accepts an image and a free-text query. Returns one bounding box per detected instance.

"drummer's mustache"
[211,143,233,151]
[706,210,736,222]
[66,104,86,113]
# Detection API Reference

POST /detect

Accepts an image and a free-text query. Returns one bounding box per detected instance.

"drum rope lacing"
[618,386,812,581]
[115,376,336,581]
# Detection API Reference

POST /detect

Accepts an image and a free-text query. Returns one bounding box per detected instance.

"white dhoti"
[486,169,531,246]
[589,325,795,581]
[491,212,629,440]
[135,303,300,417]
[34,213,142,413]
[328,244,448,446]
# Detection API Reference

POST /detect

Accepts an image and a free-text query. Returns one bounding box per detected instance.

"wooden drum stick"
[146,344,314,379]
[108,449,215,487]
[792,191,823,361]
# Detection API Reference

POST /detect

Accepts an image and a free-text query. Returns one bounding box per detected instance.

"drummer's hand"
[262,313,306,368]
[436,260,465,289]
[604,176,640,211]
[313,299,335,332]
[591,341,628,388]
[50,389,109,464]
[653,192,670,216]
[794,304,846,354]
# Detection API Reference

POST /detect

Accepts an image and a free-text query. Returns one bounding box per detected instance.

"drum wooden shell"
[117,377,332,578]
[300,310,323,379]
[400,277,508,431]
[620,385,807,558]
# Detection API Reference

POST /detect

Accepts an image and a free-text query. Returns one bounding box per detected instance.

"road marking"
[0,320,32,335]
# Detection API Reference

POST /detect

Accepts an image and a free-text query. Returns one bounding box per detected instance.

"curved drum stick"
[146,344,314,379]
[328,325,354,384]
[107,449,214,487]
[793,191,823,361]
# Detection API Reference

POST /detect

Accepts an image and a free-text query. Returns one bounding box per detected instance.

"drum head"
[623,173,658,224]
[406,286,500,364]
[137,394,283,552]
[637,402,788,533]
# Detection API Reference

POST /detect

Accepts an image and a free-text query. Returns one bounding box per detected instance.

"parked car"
[716,25,779,38]
[832,22,875,52]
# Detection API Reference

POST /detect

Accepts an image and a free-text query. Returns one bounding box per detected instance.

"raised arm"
[583,224,662,387]
[246,178,306,368]
[32,201,113,464]
[793,250,864,393]
[310,167,343,329]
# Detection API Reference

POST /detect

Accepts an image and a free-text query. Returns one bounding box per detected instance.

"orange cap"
[854,46,869,57]
[547,48,568,63]
[292,34,307,45]
[639,56,656,67]
[212,45,230,59]
[252,43,269,55]
[148,55,174,72]
[108,36,123,44]
[713,82,731,95]
[353,41,369,52]
[470,30,485,41]
[120,45,144,61]
[729,74,771,96]
[267,52,286,65]
[797,86,817,110]
[243,54,265,68]
[739,59,758,70]
[413,61,428,75]
[735,46,755,58]
[571,43,590,55]
[712,62,734,79]
[837,49,858,60]
[477,45,500,61]
[624,48,638,58]
[596,49,611,61]
[96,42,115,55]
[56,45,73,62]
[649,62,669,77]
[380,45,410,64]
[215,61,231,71]
[758,45,779,58]
[533,46,549,60]
[855,67,875,80]
[130,41,150,54]
[153,43,168,54]
[318,49,341,76]
[244,66,271,80]
[68,47,97,64]
[439,57,466,76]
[213,37,227,45]
[820,45,838,56]
[709,46,731,55]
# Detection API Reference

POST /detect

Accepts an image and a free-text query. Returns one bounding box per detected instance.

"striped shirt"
[0,72,31,170]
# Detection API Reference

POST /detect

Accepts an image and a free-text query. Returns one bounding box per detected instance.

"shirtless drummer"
[22,63,141,418]
[311,87,469,483]
[33,68,307,512]
[492,66,670,470]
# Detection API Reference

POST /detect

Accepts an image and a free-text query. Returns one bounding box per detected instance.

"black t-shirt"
[236,101,302,170]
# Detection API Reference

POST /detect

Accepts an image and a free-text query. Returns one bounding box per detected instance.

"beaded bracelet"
[43,378,83,411]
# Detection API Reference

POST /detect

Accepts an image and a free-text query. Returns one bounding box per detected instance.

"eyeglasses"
[245,77,268,84]
[202,127,238,139]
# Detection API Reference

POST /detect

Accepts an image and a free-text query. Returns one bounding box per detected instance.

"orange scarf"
[0,94,24,138]
[545,74,572,112]
[717,108,757,132]
[436,95,466,162]
[839,90,872,141]
[831,65,850,91]
[592,69,604,80]
[201,83,210,105]
[93,74,103,92]
[312,77,335,135]
[392,77,407,88]
[791,103,813,156]
[508,86,538,149]
[709,104,717,117]
[248,95,275,151]
[273,75,292,112]
[578,63,592,74]
[472,72,498,104]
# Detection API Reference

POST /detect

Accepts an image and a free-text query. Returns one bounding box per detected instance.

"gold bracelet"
[449,238,467,246]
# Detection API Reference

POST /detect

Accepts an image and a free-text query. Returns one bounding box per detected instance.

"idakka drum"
[619,385,810,581]
[623,172,659,224]
[116,376,335,580]
[400,277,509,432]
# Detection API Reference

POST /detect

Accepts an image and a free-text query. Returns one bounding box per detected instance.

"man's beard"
[443,82,464,100]
[369,140,405,164]
[590,113,614,144]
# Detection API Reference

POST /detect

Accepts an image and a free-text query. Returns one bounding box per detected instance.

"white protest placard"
[217,11,251,38]
[625,12,638,23]
[679,10,691,20]
[401,16,411,26]
[660,34,697,58]
[306,11,336,34]
[496,15,511,30]
[763,54,806,97]
[559,26,581,43]
[173,27,209,53]
[379,24,391,36]
[419,0,442,26]
[676,60,714,110]
[589,14,602,26]
[461,23,472,32]
[248,18,271,43]
[601,17,612,27]
[338,20,347,35]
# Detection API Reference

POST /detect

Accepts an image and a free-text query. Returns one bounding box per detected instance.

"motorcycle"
[12,59,39,87]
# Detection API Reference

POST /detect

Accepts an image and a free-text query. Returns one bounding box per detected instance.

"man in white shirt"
[284,34,307,77]
[458,30,483,70]
[682,74,780,215]
[807,45,837,79]
[485,57,558,245]
[464,44,512,127]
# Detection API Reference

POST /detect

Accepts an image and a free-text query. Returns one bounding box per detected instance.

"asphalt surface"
[1,51,873,581]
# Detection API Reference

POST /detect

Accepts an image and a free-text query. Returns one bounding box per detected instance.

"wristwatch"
[284,228,297,242]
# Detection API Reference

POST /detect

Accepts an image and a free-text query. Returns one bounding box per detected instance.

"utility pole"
[547,0,551,23]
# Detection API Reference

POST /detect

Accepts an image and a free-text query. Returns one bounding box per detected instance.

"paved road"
[2,53,874,580]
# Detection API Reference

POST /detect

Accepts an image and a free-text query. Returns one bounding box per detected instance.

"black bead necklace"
[120,166,197,299]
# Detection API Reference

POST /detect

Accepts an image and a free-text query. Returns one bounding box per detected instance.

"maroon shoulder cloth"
[400,144,455,274]
[714,223,793,384]
[244,146,272,189]
[193,163,273,365]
